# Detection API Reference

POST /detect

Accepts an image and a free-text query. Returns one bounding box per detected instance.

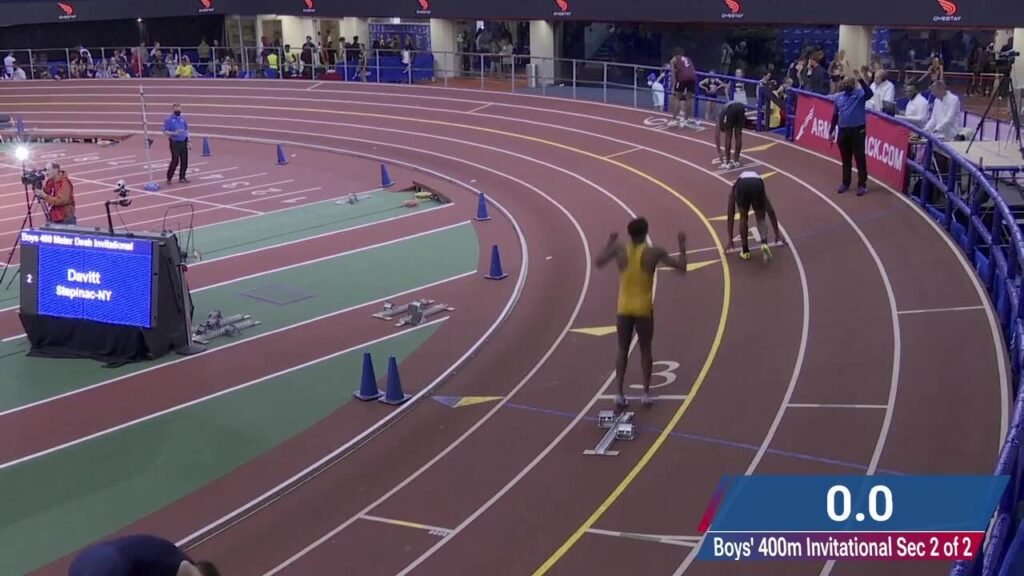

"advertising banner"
[792,94,911,191]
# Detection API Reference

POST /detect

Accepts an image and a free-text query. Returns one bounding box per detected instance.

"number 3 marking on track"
[629,360,679,390]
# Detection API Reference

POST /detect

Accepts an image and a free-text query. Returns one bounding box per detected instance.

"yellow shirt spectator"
[176,63,194,78]
[267,52,279,70]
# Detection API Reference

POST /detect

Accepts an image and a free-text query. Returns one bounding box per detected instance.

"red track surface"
[2,79,1006,576]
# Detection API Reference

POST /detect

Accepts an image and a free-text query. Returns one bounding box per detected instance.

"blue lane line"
[502,402,907,476]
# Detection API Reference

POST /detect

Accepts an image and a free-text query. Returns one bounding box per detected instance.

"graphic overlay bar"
[695,475,1007,562]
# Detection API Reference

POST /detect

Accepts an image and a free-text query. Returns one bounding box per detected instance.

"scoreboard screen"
[19,229,158,329]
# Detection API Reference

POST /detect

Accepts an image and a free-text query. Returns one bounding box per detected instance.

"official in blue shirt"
[829,69,874,196]
[163,103,190,185]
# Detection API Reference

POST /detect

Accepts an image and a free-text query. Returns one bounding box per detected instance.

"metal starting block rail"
[373,299,435,320]
[193,312,261,344]
[395,301,454,327]
[584,410,636,456]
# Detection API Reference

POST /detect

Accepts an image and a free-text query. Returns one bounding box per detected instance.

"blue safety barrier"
[786,86,1024,576]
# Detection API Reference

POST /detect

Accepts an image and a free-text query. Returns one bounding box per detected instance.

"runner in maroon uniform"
[670,47,698,129]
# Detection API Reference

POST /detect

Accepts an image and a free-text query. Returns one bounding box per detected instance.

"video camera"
[20,168,45,190]
[114,179,131,207]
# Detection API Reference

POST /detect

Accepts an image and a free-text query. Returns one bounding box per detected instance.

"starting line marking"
[359,514,453,537]
[605,146,642,159]
[585,528,700,547]
[597,394,688,401]
[897,305,986,315]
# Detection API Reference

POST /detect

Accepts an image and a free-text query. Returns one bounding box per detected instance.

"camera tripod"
[966,73,1023,160]
[0,190,49,290]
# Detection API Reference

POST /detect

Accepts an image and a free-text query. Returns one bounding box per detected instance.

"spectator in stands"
[301,35,316,72]
[3,52,14,79]
[917,56,943,88]
[897,83,930,128]
[719,42,733,75]
[131,47,142,77]
[11,66,26,81]
[867,70,895,112]
[829,49,849,94]
[734,40,749,74]
[149,42,162,61]
[699,74,727,119]
[78,45,92,66]
[175,56,195,78]
[198,38,210,65]
[266,50,280,76]
[968,45,985,96]
[151,57,170,78]
[731,68,749,105]
[282,45,299,77]
[802,56,829,95]
[923,81,962,141]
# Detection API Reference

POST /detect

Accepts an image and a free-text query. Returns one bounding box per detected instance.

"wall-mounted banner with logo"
[792,94,911,192]
[0,0,1020,26]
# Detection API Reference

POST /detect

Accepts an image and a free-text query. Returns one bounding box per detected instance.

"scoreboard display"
[19,229,159,328]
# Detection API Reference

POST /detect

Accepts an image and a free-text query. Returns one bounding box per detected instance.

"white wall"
[280,16,315,51]
[430,19,457,77]
[530,20,555,85]
[339,18,369,46]
[838,25,872,72]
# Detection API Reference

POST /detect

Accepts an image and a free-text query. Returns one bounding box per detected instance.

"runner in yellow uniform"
[595,217,688,407]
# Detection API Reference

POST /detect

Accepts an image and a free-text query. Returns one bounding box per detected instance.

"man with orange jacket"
[37,161,76,225]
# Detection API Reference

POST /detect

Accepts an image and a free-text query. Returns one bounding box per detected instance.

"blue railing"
[661,70,768,131]
[784,87,1024,576]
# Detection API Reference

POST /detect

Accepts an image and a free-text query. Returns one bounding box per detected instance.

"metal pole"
[603,62,608,103]
[139,86,160,192]
[443,51,448,88]
[572,59,577,100]
[237,17,247,76]
[480,53,484,90]
[633,66,638,108]
[511,55,515,92]
[27,49,34,80]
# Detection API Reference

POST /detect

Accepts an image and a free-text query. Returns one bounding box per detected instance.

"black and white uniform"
[733,171,767,214]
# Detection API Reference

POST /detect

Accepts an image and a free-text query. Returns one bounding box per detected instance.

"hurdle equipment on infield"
[485,245,508,280]
[201,137,212,157]
[380,163,395,188]
[380,356,411,405]
[353,352,383,401]
[585,410,636,456]
[474,193,492,221]
[276,144,288,165]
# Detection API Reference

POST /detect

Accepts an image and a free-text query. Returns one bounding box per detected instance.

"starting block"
[585,411,635,456]
[725,240,786,254]
[395,301,454,327]
[373,299,434,320]
[193,310,262,344]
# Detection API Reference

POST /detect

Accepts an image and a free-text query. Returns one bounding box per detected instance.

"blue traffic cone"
[474,193,491,221]
[379,356,411,405]
[276,144,288,165]
[380,163,394,188]
[201,137,212,157]
[485,244,508,280]
[353,352,382,401]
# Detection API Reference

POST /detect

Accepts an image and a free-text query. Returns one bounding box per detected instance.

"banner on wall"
[792,94,911,191]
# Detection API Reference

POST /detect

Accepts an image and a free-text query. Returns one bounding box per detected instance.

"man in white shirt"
[867,70,895,111]
[12,67,26,81]
[898,84,930,128]
[923,81,962,141]
[3,53,15,78]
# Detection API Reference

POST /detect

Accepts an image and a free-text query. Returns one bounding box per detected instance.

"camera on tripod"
[115,179,131,207]
[20,169,45,190]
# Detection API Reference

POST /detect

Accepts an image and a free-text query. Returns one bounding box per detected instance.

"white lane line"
[786,403,888,409]
[178,149,532,552]
[898,305,986,315]
[585,528,700,547]
[0,317,451,471]
[604,146,642,159]
[358,514,453,536]
[257,135,626,576]
[596,394,688,401]
[466,103,491,114]
[0,223,474,419]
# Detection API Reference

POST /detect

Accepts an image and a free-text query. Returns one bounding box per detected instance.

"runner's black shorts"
[719,101,746,131]
[675,80,696,99]
[734,175,767,214]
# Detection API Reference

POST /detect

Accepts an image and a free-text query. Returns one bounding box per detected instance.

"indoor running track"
[2,78,1007,576]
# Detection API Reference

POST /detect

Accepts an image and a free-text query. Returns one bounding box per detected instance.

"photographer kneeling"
[37,161,76,225]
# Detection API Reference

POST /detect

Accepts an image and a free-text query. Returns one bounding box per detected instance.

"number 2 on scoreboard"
[930,537,940,557]
[962,536,974,557]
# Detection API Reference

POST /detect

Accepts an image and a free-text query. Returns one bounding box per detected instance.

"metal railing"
[4,42,1024,575]
[783,86,1024,576]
